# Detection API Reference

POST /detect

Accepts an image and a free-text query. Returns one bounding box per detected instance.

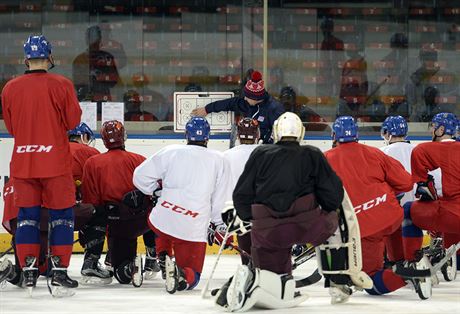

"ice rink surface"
[0,254,459,314]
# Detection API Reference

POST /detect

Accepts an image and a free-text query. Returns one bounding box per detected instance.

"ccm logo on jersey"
[353,193,387,214]
[160,201,199,218]
[16,145,53,153]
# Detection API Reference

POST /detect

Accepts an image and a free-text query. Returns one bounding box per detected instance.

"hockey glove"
[207,223,233,248]
[221,203,252,235]
[415,175,438,201]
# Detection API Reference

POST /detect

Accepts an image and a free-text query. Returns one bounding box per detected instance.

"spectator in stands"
[318,17,345,99]
[72,25,120,102]
[123,89,157,121]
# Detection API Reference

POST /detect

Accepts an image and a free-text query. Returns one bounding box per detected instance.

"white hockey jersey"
[380,141,442,203]
[222,144,259,201]
[133,144,231,242]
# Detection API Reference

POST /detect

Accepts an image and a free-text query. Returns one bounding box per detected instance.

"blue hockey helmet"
[431,112,458,136]
[332,116,358,143]
[185,117,210,142]
[24,35,52,60]
[68,122,95,143]
[381,115,408,138]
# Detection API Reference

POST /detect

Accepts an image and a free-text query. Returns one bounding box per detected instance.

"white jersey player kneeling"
[214,112,372,312]
[133,116,231,294]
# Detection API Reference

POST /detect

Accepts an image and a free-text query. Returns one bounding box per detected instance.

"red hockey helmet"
[237,117,260,143]
[101,120,126,149]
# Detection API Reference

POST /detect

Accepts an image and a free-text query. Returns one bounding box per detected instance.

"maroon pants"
[250,194,338,274]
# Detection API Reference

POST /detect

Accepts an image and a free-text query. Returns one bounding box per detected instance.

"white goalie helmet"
[272,112,305,143]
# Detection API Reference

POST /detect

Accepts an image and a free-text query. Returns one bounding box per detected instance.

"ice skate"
[49,256,78,298]
[158,251,167,280]
[0,259,15,288]
[329,282,352,304]
[132,255,143,288]
[164,255,187,294]
[80,254,112,285]
[22,256,38,297]
[144,247,160,280]
[408,255,432,300]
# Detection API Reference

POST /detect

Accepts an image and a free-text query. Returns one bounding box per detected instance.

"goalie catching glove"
[207,223,233,248]
[415,175,438,201]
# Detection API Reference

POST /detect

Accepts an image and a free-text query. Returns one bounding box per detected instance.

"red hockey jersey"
[411,140,460,204]
[2,71,82,178]
[325,142,413,237]
[69,142,100,181]
[81,149,145,206]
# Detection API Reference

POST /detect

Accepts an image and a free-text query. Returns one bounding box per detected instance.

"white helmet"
[272,112,305,143]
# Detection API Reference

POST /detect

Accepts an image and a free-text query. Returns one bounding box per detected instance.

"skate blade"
[27,286,34,297]
[144,270,159,280]
[80,275,113,285]
[51,286,76,298]
[329,286,351,304]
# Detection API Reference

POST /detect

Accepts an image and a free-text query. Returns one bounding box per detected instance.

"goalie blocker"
[216,189,372,312]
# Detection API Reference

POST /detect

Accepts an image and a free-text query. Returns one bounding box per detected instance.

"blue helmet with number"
[68,122,95,142]
[431,112,458,136]
[381,115,408,138]
[332,116,358,143]
[186,117,210,142]
[24,35,52,60]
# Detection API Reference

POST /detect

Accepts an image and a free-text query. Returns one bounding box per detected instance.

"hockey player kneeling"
[215,113,372,312]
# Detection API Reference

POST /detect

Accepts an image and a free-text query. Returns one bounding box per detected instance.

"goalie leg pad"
[316,189,372,290]
[223,267,308,312]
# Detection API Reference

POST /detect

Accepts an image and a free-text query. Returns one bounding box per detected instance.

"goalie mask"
[101,120,127,149]
[237,118,260,144]
[272,112,305,143]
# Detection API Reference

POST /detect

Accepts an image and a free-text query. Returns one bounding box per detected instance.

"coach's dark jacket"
[205,95,284,144]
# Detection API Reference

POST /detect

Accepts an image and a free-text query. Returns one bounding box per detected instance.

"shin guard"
[15,206,41,267]
[49,208,74,267]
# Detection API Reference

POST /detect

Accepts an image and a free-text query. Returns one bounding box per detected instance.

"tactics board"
[174,92,234,132]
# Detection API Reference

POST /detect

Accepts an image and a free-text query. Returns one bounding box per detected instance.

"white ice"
[0,254,459,314]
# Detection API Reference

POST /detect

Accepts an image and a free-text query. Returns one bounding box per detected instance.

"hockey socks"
[49,207,74,267]
[183,267,201,290]
[365,269,406,295]
[402,202,423,261]
[15,206,41,268]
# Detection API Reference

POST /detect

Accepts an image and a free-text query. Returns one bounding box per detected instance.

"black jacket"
[233,141,343,221]
[205,95,285,144]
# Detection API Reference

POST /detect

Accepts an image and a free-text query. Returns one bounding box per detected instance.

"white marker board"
[174,92,234,132]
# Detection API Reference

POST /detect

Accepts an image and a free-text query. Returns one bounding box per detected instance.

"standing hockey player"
[217,112,371,312]
[222,117,260,264]
[324,116,433,299]
[1,35,82,296]
[401,112,460,290]
[133,117,231,294]
[190,70,284,144]
[81,120,157,286]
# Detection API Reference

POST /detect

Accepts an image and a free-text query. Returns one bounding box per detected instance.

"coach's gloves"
[415,175,438,201]
[207,222,232,248]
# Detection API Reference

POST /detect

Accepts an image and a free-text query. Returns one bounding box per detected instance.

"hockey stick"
[201,224,233,299]
[292,246,316,270]
[0,246,14,259]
